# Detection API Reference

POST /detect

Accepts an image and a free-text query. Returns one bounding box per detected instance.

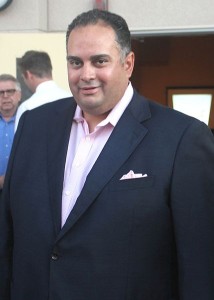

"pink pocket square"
[120,170,148,180]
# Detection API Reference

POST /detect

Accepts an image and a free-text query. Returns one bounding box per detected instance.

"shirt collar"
[74,82,134,128]
[35,80,55,92]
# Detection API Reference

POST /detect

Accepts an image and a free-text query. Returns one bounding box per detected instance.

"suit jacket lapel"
[47,99,76,235]
[57,92,151,241]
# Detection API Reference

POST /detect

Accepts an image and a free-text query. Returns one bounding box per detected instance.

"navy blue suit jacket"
[1,91,214,299]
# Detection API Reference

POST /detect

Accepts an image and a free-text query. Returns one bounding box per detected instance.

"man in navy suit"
[0,9,214,300]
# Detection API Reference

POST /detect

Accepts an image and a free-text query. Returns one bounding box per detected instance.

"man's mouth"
[79,86,99,94]
[3,101,12,105]
[80,85,98,89]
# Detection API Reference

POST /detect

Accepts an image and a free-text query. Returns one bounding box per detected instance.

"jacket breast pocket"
[109,176,154,191]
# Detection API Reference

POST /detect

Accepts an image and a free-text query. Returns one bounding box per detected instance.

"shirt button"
[65,190,71,196]
[51,253,59,260]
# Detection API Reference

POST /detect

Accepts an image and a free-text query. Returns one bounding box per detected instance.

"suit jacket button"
[51,253,58,260]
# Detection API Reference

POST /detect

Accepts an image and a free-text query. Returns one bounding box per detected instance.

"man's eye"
[68,59,82,67]
[98,59,105,64]
[95,58,108,66]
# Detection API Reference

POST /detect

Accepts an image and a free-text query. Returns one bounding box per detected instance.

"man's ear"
[24,70,32,79]
[17,91,22,103]
[124,51,135,78]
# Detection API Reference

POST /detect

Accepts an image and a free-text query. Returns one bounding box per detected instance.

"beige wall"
[0,33,70,92]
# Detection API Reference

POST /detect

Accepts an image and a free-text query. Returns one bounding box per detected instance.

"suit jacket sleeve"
[171,120,214,299]
[0,111,27,299]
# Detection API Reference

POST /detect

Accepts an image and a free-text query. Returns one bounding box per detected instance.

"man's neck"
[0,111,15,122]
[83,111,109,133]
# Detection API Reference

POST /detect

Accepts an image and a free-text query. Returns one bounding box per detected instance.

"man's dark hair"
[66,9,131,61]
[18,50,52,78]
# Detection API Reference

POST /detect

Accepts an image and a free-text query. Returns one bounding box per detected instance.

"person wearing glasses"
[0,74,21,195]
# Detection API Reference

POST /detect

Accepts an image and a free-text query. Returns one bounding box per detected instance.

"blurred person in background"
[15,50,71,130]
[0,74,21,195]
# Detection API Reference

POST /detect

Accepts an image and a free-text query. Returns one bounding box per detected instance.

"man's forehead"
[0,81,15,87]
[69,22,114,38]
[67,26,117,52]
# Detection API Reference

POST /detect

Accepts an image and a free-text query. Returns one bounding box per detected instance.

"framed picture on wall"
[167,87,214,128]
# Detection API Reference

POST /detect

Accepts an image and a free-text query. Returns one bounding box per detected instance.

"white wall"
[111,0,214,34]
[0,0,47,31]
[0,0,213,34]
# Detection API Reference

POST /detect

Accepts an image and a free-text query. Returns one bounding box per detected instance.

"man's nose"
[80,63,96,81]
[2,91,10,97]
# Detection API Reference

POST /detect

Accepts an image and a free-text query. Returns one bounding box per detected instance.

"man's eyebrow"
[90,54,109,60]
[66,55,81,61]
[66,54,110,61]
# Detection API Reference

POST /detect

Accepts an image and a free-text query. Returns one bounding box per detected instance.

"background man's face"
[0,80,21,117]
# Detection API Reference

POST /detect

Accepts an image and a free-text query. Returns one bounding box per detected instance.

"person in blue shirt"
[0,74,21,193]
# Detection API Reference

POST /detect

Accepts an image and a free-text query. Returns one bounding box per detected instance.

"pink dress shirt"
[61,83,134,227]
